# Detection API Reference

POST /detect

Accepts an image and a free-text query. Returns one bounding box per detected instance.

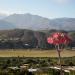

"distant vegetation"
[0,29,74,49]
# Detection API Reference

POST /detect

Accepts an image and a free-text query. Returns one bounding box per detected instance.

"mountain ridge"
[0,13,75,30]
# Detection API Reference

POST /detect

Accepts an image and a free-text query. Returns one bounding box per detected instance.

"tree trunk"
[57,45,64,75]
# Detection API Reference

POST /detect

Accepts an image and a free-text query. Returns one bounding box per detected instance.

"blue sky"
[0,0,75,18]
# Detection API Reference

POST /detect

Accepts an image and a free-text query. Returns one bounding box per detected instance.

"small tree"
[47,32,71,75]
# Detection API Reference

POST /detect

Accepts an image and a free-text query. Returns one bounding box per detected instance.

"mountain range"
[0,13,75,30]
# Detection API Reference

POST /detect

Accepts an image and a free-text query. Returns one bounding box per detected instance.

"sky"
[0,0,75,19]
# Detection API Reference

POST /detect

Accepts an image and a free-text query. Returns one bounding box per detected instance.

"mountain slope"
[3,13,50,30]
[3,13,75,30]
[0,20,16,30]
[51,18,75,30]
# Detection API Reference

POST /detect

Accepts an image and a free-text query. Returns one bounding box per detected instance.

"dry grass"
[0,49,75,57]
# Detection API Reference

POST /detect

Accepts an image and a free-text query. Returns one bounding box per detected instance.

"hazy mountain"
[3,13,50,30]
[50,18,75,30]
[3,13,75,30]
[0,20,16,30]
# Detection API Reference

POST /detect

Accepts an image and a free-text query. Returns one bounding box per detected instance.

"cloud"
[53,0,71,4]
[0,13,9,16]
[0,10,15,16]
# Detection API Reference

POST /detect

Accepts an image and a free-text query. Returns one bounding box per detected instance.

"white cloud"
[53,0,71,4]
[0,10,14,16]
[0,13,7,16]
[0,10,29,16]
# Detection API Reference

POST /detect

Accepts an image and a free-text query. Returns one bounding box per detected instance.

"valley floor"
[0,49,75,57]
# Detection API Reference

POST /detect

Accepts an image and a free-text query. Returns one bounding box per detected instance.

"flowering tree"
[47,32,71,75]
